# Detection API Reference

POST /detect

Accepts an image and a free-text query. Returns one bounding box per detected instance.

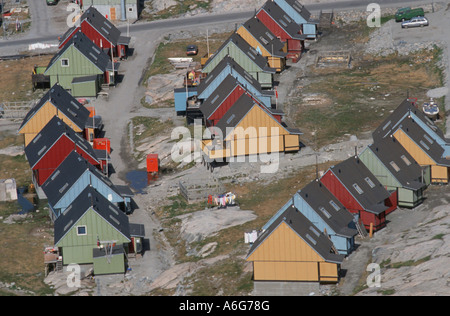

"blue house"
[42,151,133,221]
[274,0,318,39]
[174,56,274,115]
[263,179,358,255]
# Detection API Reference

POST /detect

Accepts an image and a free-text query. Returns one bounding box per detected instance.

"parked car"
[401,16,429,28]
[186,45,198,56]
[395,7,425,22]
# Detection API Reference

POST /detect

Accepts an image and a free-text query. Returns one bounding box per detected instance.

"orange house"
[246,205,344,283]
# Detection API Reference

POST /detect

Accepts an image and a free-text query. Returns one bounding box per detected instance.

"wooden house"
[246,204,344,283]
[373,99,450,184]
[320,156,397,232]
[359,137,428,208]
[24,116,107,191]
[273,0,318,39]
[201,93,301,162]
[59,6,131,59]
[263,179,358,255]
[236,16,287,72]
[256,0,307,62]
[53,186,131,271]
[202,33,276,89]
[174,56,274,119]
[18,84,90,146]
[42,151,132,222]
[45,31,119,97]
[80,0,139,22]
[200,75,283,127]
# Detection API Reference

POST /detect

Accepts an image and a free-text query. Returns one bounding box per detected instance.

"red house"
[59,6,131,59]
[320,156,397,232]
[256,0,307,62]
[200,75,283,127]
[24,116,108,188]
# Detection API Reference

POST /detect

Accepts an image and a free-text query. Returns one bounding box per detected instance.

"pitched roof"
[298,179,358,238]
[19,84,90,132]
[282,0,312,21]
[42,151,121,207]
[46,31,115,74]
[24,116,99,169]
[203,32,276,74]
[247,204,344,264]
[259,1,307,40]
[240,16,287,58]
[366,137,427,191]
[325,156,391,215]
[54,186,130,245]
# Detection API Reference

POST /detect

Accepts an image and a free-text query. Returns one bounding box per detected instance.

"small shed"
[93,245,126,275]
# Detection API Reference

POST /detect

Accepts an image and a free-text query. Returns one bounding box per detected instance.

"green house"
[54,186,131,271]
[202,33,276,89]
[44,31,118,97]
[359,137,428,208]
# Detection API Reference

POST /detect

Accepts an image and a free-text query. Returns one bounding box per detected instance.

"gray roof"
[283,0,312,21]
[203,32,276,74]
[367,137,427,191]
[47,31,115,74]
[24,116,100,169]
[240,16,287,58]
[197,56,273,98]
[54,186,130,246]
[247,204,344,264]
[325,156,391,215]
[298,179,358,238]
[19,84,90,132]
[259,1,307,40]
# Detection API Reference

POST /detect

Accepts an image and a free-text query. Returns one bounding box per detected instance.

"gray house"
[81,0,139,21]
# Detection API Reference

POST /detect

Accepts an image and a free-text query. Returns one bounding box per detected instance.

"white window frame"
[61,58,70,67]
[77,225,87,236]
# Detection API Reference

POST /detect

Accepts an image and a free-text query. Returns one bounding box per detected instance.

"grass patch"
[294,47,443,148]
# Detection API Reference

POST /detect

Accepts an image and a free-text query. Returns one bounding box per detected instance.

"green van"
[395,7,425,22]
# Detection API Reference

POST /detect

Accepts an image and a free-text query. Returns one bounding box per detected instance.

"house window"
[319,206,331,219]
[61,59,69,67]
[329,200,340,211]
[353,183,364,194]
[77,226,87,236]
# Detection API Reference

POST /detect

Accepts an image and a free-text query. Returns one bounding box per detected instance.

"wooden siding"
[359,147,401,190]
[247,222,339,282]
[56,208,130,265]
[19,101,84,146]
[394,129,449,183]
[207,86,245,126]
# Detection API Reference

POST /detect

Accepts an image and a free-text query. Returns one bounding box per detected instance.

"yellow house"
[18,84,90,146]
[201,94,301,162]
[236,16,287,72]
[246,205,344,283]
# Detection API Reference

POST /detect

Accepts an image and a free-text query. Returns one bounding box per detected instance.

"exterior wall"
[72,79,99,97]
[93,252,125,275]
[256,10,292,42]
[359,148,401,190]
[86,1,138,21]
[45,46,103,92]
[247,222,339,282]
[394,129,449,183]
[19,102,84,146]
[56,208,130,265]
